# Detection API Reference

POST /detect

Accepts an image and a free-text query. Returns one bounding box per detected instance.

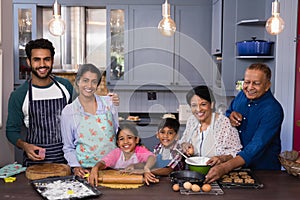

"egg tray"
[217,168,264,189]
[30,175,102,200]
[179,182,224,195]
[169,170,223,195]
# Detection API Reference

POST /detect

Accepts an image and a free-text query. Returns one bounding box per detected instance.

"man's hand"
[229,111,243,127]
[22,142,45,161]
[205,156,245,184]
[204,164,228,183]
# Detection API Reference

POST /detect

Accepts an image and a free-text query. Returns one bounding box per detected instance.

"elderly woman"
[180,85,242,166]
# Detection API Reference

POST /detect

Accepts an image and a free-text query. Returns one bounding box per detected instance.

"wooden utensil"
[98,170,144,184]
[25,163,71,180]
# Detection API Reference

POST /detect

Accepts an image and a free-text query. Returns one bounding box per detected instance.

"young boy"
[151,117,185,176]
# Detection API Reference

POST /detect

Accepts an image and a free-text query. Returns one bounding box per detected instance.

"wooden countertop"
[0,170,299,200]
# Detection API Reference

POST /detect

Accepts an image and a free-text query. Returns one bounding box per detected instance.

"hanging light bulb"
[48,0,66,36]
[265,0,285,35]
[158,0,176,37]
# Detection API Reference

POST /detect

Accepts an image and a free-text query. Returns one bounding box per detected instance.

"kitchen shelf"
[237,19,266,26]
[236,56,274,59]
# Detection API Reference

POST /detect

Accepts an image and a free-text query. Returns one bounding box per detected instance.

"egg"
[201,183,212,192]
[172,184,180,192]
[191,184,201,192]
[183,181,192,190]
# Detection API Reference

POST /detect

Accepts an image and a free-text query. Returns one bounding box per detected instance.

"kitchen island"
[0,170,299,200]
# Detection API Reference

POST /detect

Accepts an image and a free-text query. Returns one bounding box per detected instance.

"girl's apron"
[24,77,67,167]
[76,97,116,168]
[114,152,139,169]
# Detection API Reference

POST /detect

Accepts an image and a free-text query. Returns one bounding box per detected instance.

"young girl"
[151,117,185,176]
[88,122,157,186]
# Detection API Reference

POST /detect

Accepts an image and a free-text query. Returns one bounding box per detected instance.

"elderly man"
[205,63,284,183]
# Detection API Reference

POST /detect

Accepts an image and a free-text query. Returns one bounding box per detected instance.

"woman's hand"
[206,156,222,167]
[73,167,89,178]
[88,166,99,187]
[108,92,120,106]
[181,142,194,156]
[207,155,233,167]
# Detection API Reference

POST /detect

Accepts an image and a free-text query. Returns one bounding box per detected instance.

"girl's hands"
[88,166,99,187]
[143,171,159,185]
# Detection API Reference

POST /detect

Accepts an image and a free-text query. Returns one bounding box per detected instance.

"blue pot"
[236,37,274,56]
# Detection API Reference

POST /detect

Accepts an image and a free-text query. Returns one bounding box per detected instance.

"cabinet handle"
[215,49,220,52]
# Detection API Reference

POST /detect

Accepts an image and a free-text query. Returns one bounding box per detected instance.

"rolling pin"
[98,174,144,184]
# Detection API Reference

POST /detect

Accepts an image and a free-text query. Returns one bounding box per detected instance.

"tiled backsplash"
[115,90,187,113]
[114,89,233,114]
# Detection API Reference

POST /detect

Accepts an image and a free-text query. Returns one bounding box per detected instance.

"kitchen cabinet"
[211,0,223,55]
[174,4,212,87]
[127,5,175,86]
[108,2,212,89]
[13,4,37,86]
[106,5,129,86]
[214,0,275,96]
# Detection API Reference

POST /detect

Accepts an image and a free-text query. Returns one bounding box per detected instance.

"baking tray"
[31,175,101,200]
[218,168,264,189]
[179,182,224,195]
[169,171,223,195]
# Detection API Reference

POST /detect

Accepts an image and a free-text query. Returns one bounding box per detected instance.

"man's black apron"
[23,77,67,166]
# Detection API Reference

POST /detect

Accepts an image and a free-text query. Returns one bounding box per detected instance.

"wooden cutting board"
[25,163,71,180]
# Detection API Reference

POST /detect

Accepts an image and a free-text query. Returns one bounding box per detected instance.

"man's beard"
[31,66,52,79]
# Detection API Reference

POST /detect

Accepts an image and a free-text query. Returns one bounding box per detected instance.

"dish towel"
[0,162,26,178]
